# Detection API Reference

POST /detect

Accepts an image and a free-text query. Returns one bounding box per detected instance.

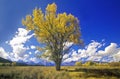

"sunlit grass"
[0,66,120,79]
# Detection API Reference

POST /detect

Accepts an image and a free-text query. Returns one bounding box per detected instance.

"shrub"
[11,62,16,66]
[109,62,120,67]
[75,62,82,66]
[83,61,95,66]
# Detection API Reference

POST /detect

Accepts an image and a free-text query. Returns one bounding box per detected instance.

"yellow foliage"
[22,3,82,65]
[22,15,34,30]
[75,62,82,66]
[22,3,81,44]
[46,3,57,13]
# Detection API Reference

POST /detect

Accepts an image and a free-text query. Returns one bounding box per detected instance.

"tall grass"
[0,66,120,79]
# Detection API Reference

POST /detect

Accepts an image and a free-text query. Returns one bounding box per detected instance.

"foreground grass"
[0,66,120,79]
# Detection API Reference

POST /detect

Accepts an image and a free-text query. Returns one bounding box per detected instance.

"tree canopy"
[22,3,82,70]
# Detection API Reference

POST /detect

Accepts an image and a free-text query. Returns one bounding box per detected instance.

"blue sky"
[0,0,120,64]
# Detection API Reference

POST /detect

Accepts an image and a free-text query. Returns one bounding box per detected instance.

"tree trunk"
[55,59,61,71]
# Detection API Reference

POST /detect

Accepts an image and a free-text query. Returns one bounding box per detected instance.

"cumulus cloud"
[8,28,32,45]
[63,42,73,51]
[97,43,119,56]
[63,40,103,62]
[0,47,9,59]
[113,51,120,62]
[87,56,102,62]
[6,28,34,61]
[1,27,120,64]
[0,28,48,63]
[63,40,120,63]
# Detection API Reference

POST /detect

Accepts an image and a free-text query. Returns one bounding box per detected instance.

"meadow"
[0,65,120,79]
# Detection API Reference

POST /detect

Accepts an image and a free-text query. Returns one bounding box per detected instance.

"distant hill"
[0,57,28,66]
[0,57,47,66]
[0,57,12,63]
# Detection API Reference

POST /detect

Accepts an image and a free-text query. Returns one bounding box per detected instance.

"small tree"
[22,3,82,71]
[75,62,82,66]
[83,61,94,66]
[12,62,16,66]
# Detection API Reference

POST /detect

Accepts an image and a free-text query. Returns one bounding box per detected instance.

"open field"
[0,66,120,79]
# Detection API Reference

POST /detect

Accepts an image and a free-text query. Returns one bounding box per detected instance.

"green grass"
[0,66,120,79]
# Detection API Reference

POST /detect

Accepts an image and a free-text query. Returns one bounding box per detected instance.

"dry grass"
[0,66,120,79]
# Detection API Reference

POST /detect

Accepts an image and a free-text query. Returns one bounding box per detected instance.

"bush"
[11,62,16,66]
[75,62,82,66]
[109,62,120,67]
[83,61,95,66]
[0,63,11,66]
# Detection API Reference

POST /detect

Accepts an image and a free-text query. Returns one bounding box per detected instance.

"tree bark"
[55,59,61,71]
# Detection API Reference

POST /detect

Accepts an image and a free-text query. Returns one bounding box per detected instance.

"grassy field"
[0,66,120,79]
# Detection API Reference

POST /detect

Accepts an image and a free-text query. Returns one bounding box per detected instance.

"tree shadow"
[67,68,120,78]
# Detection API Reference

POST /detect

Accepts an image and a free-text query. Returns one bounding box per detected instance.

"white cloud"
[35,50,39,54]
[8,28,33,45]
[85,40,102,56]
[63,54,69,59]
[96,43,120,62]
[87,56,102,62]
[6,28,34,61]
[29,57,40,63]
[113,51,120,62]
[63,42,73,51]
[63,40,103,63]
[30,45,36,49]
[22,54,30,62]
[24,54,29,58]
[0,47,9,59]
[1,28,120,64]
[71,50,77,56]
[97,43,119,56]
[0,28,42,63]
[29,52,32,55]
[63,40,120,63]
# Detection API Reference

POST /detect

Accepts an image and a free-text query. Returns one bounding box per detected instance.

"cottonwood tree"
[22,3,82,71]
